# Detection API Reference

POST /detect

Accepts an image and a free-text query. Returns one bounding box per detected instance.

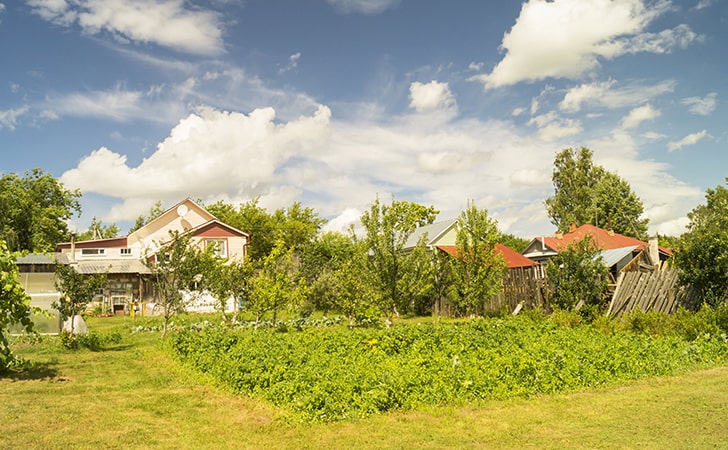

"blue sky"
[1,0,725,239]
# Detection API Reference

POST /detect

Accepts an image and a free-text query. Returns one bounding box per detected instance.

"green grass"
[1,315,727,449]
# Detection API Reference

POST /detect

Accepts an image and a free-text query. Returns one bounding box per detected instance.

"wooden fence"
[606,269,700,317]
[484,267,546,314]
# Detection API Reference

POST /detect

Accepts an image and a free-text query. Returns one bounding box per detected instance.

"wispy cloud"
[325,0,400,15]
[668,129,709,152]
[559,79,675,113]
[0,105,30,130]
[278,52,301,75]
[621,104,660,129]
[27,0,224,55]
[681,93,717,116]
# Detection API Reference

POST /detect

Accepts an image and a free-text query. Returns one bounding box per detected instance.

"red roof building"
[436,244,538,270]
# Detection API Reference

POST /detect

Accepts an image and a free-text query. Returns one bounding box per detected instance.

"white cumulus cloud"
[473,0,696,89]
[27,0,224,55]
[409,81,456,113]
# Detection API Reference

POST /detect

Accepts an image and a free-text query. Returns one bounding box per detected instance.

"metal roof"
[403,219,457,249]
[73,259,151,275]
[16,253,69,265]
[595,246,638,268]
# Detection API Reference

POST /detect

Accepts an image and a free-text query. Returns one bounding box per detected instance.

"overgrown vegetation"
[168,310,728,423]
[0,240,35,372]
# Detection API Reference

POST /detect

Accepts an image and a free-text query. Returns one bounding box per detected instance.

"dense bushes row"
[168,308,728,422]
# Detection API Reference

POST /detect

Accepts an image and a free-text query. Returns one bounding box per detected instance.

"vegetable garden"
[168,309,728,422]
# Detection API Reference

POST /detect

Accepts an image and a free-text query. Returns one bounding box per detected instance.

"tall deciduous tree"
[675,179,728,306]
[359,195,438,322]
[545,147,648,239]
[206,199,277,261]
[0,168,81,252]
[451,202,506,316]
[1,240,35,372]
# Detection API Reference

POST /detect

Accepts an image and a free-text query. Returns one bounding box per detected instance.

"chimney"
[607,229,615,236]
[648,235,660,268]
[569,222,577,233]
[555,232,563,239]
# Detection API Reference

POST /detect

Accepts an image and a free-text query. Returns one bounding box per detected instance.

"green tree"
[206,198,276,261]
[451,203,506,316]
[0,240,35,372]
[545,236,609,321]
[0,168,82,252]
[206,259,253,318]
[300,231,357,314]
[76,216,120,241]
[53,263,107,335]
[146,231,211,338]
[246,240,308,325]
[359,195,438,322]
[545,147,648,239]
[499,233,530,253]
[675,179,728,306]
[272,202,326,252]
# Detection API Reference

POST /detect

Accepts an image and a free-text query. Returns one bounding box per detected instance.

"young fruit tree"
[53,262,106,336]
[146,231,214,338]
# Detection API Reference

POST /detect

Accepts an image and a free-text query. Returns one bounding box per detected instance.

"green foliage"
[168,314,728,423]
[59,330,122,350]
[450,202,506,316]
[0,240,35,372]
[545,147,648,239]
[675,179,728,306]
[499,233,530,253]
[246,240,308,324]
[0,168,82,252]
[545,236,609,321]
[359,195,439,320]
[53,263,106,330]
[146,231,214,338]
[206,199,325,261]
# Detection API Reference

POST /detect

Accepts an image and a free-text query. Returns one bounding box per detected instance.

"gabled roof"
[542,224,647,252]
[525,224,671,257]
[403,219,457,249]
[436,244,538,269]
[181,219,249,240]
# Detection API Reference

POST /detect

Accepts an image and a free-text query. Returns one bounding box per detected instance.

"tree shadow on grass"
[2,360,60,381]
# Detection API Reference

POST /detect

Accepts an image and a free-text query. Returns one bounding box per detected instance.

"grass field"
[2,315,727,449]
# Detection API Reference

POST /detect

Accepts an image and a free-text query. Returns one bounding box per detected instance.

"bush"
[59,331,122,351]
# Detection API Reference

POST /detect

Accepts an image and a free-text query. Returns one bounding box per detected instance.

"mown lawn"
[1,315,727,449]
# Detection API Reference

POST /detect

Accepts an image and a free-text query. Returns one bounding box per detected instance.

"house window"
[205,239,227,258]
[120,248,132,256]
[81,248,105,256]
